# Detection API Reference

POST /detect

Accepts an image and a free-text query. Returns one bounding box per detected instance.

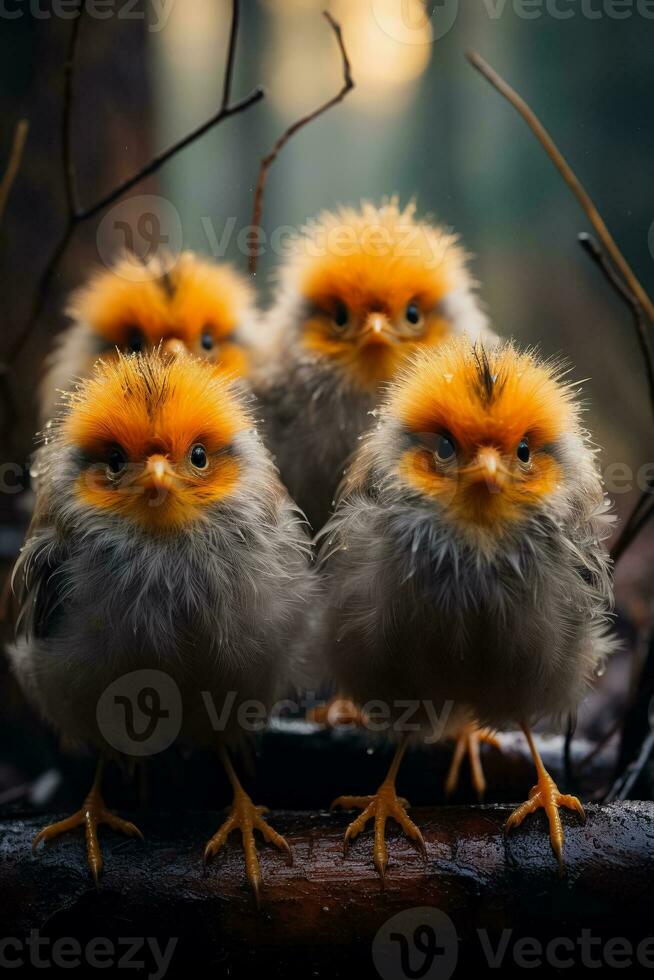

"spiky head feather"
[277,198,484,391]
[63,351,249,530]
[68,250,253,376]
[384,339,585,535]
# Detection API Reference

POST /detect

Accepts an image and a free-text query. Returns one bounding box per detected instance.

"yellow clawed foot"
[445,723,502,801]
[331,782,426,881]
[505,769,586,875]
[32,790,143,885]
[204,788,292,905]
[308,696,367,728]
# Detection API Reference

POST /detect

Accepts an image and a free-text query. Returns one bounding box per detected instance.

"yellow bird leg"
[32,757,143,885]
[331,735,426,880]
[505,722,586,875]
[204,747,292,906]
[444,722,502,801]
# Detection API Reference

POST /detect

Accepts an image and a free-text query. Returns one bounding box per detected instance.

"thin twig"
[466,50,654,333]
[248,10,354,275]
[563,713,575,791]
[612,496,654,565]
[467,50,654,570]
[221,0,239,112]
[0,119,30,452]
[4,3,87,380]
[467,51,654,779]
[620,488,653,548]
[579,233,654,423]
[604,729,654,802]
[0,119,29,226]
[77,92,264,224]
[578,717,624,771]
[611,487,653,565]
[3,0,263,369]
[577,233,654,561]
[62,0,85,216]
[625,487,654,530]
[0,118,30,612]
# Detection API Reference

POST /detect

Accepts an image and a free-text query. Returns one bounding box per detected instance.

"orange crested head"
[390,339,581,536]
[282,198,480,391]
[63,351,249,531]
[68,251,254,378]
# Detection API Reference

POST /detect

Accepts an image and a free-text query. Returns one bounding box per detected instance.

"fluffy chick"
[39,250,257,424]
[12,351,314,898]
[253,198,496,531]
[318,339,616,877]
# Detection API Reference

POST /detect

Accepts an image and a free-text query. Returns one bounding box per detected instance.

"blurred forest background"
[0,0,652,769]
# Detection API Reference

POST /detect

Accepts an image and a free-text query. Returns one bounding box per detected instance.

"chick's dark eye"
[517,439,530,463]
[333,302,349,329]
[125,328,144,354]
[201,329,214,351]
[190,444,208,469]
[406,302,421,325]
[436,434,456,462]
[107,447,127,475]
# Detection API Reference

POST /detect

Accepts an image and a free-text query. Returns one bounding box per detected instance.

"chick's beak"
[360,312,395,347]
[162,337,187,357]
[471,448,506,493]
[140,454,175,491]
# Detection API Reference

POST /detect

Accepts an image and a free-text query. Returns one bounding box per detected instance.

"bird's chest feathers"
[68,533,237,653]
[281,362,377,481]
[393,533,542,650]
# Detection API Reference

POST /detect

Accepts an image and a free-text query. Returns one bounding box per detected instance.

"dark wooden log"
[1,802,653,977]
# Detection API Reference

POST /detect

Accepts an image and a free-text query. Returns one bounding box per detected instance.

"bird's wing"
[12,495,69,641]
[570,485,616,601]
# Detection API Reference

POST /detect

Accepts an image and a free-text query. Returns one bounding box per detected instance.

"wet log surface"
[1,801,653,978]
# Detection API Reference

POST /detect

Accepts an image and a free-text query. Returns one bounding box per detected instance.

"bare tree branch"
[577,233,654,562]
[0,118,30,458]
[3,0,263,371]
[0,119,29,226]
[467,51,654,570]
[578,233,654,425]
[605,730,654,802]
[221,0,239,112]
[62,0,85,217]
[247,11,354,275]
[612,495,654,565]
[78,93,264,225]
[466,50,654,333]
